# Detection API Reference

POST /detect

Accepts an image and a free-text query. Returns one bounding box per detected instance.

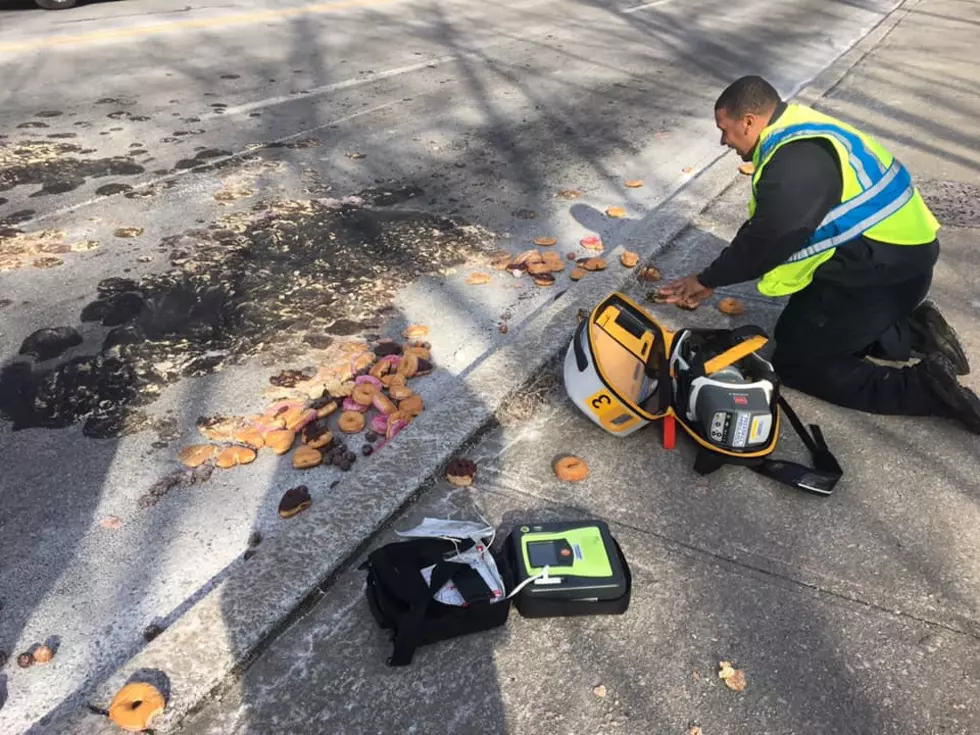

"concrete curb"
[48,2,913,731]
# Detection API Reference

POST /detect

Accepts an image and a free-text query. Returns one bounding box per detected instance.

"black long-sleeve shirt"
[698,109,938,290]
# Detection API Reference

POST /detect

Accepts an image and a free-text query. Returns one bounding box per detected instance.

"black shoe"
[920,353,980,434]
[909,299,970,376]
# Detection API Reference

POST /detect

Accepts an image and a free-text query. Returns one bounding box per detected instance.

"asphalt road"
[0,0,902,730]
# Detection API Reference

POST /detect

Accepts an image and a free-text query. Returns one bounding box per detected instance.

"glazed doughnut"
[233,426,265,450]
[718,297,745,316]
[534,236,557,246]
[352,385,376,407]
[399,395,425,417]
[292,445,323,469]
[382,373,408,389]
[372,393,397,415]
[397,353,419,378]
[605,206,627,219]
[216,446,257,469]
[570,268,587,281]
[178,444,217,468]
[108,682,166,733]
[389,385,414,401]
[338,411,366,434]
[554,456,589,482]
[620,251,640,268]
[266,429,296,455]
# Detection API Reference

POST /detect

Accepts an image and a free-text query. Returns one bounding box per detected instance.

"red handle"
[663,414,676,450]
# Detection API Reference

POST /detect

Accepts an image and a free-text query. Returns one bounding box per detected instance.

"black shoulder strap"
[752,395,842,496]
[388,560,467,666]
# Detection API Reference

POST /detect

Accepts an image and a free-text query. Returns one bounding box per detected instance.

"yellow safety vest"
[749,104,940,296]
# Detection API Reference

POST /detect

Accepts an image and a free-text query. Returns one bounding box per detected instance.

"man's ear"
[742,112,757,132]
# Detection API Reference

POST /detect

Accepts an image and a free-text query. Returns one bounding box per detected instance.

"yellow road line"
[0,0,399,54]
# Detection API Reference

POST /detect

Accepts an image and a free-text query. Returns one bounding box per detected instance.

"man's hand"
[658,275,714,307]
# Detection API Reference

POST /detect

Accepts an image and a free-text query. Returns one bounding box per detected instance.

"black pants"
[771,272,938,416]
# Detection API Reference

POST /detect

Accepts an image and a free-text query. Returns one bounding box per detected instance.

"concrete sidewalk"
[175,0,980,732]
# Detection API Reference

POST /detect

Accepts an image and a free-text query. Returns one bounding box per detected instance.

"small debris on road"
[593,684,607,698]
[718,660,747,692]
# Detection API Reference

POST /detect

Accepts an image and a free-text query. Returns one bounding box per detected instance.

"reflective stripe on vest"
[759,122,915,262]
[749,104,938,297]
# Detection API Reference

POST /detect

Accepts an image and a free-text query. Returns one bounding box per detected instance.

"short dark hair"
[715,76,781,118]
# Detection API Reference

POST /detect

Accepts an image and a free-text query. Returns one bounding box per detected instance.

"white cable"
[506,565,551,599]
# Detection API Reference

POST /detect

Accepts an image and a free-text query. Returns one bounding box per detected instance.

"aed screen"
[527,541,560,568]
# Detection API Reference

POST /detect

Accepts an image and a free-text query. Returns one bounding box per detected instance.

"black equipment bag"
[361,537,513,666]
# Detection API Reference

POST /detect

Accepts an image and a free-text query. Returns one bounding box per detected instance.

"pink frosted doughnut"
[343,397,370,413]
[370,414,389,434]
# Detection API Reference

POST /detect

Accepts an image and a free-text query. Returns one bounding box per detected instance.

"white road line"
[205,55,460,121]
[26,101,399,227]
[622,0,673,14]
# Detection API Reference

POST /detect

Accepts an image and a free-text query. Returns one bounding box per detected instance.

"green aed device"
[507,520,631,618]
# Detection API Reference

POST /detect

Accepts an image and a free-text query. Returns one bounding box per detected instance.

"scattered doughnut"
[178,444,217,468]
[638,266,661,282]
[580,235,603,251]
[620,251,640,268]
[17,652,34,668]
[606,206,627,218]
[570,268,587,281]
[382,373,407,389]
[33,645,54,664]
[647,290,669,304]
[403,325,429,338]
[311,397,338,419]
[446,458,478,487]
[216,446,257,469]
[534,236,557,246]
[625,179,644,188]
[738,162,756,176]
[339,411,366,434]
[403,345,431,360]
[292,445,323,469]
[389,385,414,401]
[233,426,265,450]
[676,298,700,311]
[278,485,312,518]
[302,421,334,449]
[266,429,296,455]
[532,272,556,287]
[108,682,166,733]
[513,249,542,265]
[399,395,425,417]
[554,456,590,482]
[578,257,607,271]
[527,261,551,276]
[352,384,376,407]
[372,392,397,415]
[467,272,492,285]
[397,353,419,378]
[718,297,745,316]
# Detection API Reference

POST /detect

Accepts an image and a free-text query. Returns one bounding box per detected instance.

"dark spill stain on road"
[0,141,145,197]
[0,194,495,437]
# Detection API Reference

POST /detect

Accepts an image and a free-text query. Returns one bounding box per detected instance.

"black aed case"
[507,520,631,618]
